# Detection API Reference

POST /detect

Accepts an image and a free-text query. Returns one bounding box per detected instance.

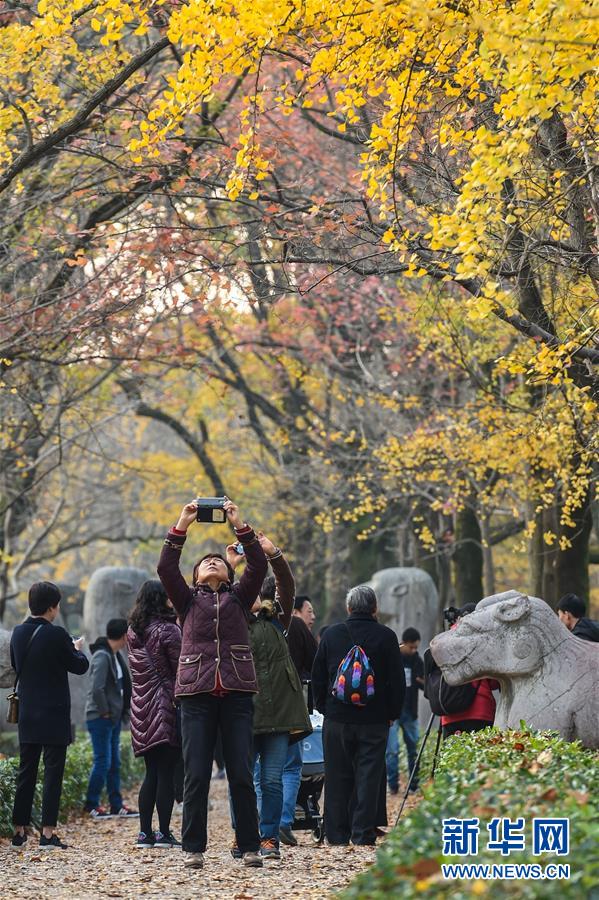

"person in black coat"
[10,582,89,850]
[311,584,405,846]
[557,593,599,642]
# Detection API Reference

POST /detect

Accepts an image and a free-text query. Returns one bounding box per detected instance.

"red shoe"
[111,805,139,818]
[87,806,111,820]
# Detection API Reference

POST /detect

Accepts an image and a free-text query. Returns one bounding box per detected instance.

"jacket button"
[214,638,217,643]
[185,657,189,662]
[213,618,217,623]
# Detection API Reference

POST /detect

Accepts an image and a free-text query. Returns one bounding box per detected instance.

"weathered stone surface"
[369,567,440,727]
[430,589,599,748]
[0,627,14,688]
[70,566,150,727]
[83,566,149,642]
[369,567,440,650]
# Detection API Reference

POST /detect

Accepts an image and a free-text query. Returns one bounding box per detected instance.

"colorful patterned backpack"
[332,625,375,707]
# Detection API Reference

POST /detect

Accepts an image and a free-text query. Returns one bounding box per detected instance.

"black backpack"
[423,648,478,716]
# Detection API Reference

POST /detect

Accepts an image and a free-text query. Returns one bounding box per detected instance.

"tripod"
[395,712,442,824]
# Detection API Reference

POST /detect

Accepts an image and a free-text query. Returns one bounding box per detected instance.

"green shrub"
[0,733,144,836]
[343,728,599,899]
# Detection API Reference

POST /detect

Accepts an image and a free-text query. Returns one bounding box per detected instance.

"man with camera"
[157,497,268,870]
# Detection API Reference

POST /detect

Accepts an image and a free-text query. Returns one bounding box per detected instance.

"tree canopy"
[0,0,597,617]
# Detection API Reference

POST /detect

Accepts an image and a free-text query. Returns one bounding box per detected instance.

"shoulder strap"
[14,624,44,689]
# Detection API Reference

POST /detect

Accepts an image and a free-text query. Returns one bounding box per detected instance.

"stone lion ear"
[495,594,530,623]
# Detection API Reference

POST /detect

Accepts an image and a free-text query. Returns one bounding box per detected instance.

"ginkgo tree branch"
[0,36,170,194]
[118,377,227,496]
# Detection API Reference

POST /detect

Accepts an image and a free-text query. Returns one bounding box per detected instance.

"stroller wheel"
[311,823,325,845]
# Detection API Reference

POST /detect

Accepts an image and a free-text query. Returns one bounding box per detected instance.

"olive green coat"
[249,549,311,739]
[250,616,312,738]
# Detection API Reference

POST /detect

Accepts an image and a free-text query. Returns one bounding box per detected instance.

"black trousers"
[138,744,181,836]
[323,719,388,845]
[12,743,67,828]
[442,719,493,738]
[180,692,259,853]
[214,730,225,771]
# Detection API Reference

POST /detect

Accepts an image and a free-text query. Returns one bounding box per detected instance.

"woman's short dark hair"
[129,580,173,636]
[28,581,61,616]
[193,554,234,585]
[346,585,377,615]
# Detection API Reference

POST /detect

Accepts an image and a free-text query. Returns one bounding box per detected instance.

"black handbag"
[6,624,43,724]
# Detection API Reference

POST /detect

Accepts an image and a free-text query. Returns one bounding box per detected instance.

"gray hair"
[346,584,377,616]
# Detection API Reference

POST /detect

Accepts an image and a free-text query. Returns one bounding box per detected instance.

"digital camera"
[194,497,227,524]
[443,606,460,626]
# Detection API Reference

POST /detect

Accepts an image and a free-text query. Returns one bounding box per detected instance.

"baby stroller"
[293,713,325,843]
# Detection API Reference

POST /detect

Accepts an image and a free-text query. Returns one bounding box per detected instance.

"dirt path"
[0,777,417,899]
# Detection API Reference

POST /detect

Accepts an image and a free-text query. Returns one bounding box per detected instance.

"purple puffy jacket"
[127,617,182,756]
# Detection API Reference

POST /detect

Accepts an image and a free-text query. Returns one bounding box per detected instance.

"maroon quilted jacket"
[157,524,268,697]
[127,617,182,756]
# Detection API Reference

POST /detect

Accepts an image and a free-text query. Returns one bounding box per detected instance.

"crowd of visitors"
[6,499,599,860]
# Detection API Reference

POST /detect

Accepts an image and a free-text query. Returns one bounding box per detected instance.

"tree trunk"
[541,505,560,607]
[323,525,351,623]
[555,485,593,604]
[479,513,496,597]
[452,506,483,606]
[529,507,545,599]
[288,503,328,611]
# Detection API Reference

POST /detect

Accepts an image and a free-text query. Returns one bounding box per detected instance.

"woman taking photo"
[157,498,268,870]
[228,533,312,861]
[128,580,182,849]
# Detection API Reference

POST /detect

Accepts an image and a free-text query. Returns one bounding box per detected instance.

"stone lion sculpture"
[430,590,599,749]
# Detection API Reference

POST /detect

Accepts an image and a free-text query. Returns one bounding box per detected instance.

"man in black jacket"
[312,585,405,846]
[557,594,599,642]
[10,582,89,850]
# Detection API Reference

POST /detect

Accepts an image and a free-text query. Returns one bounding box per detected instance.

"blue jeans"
[280,740,302,828]
[386,710,419,790]
[85,718,123,811]
[252,732,289,840]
